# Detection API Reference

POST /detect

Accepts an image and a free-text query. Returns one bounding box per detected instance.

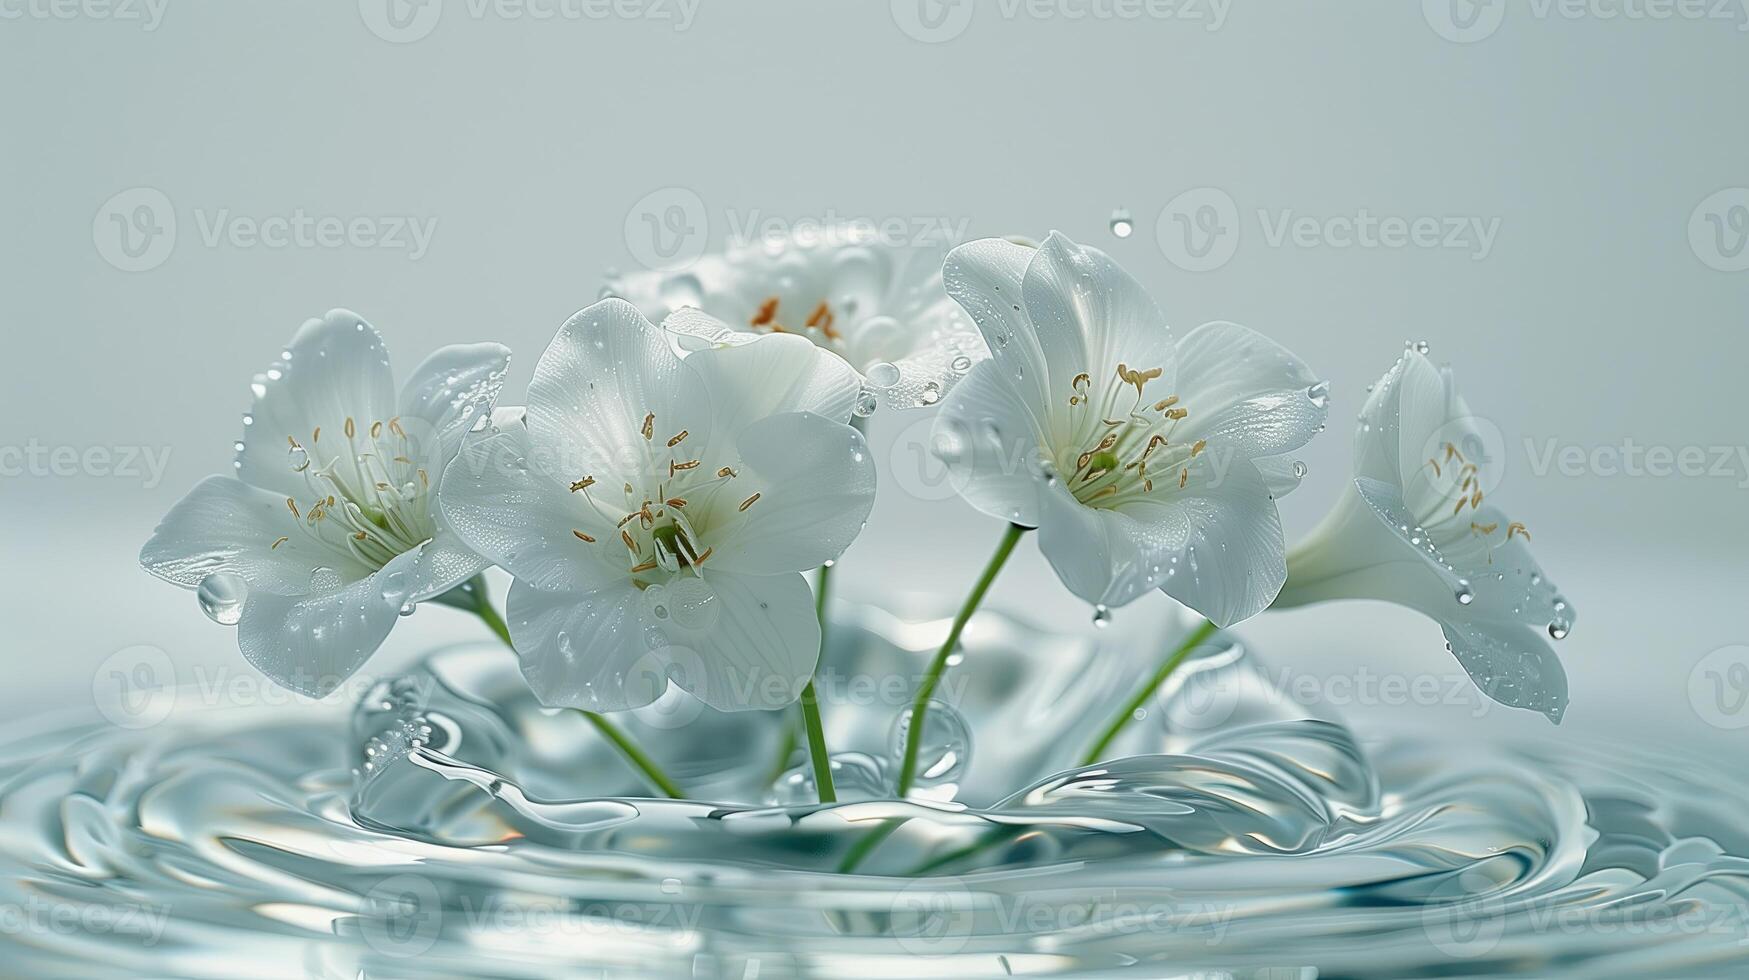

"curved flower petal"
[1254,456,1307,498]
[438,420,627,594]
[1021,232,1176,396]
[932,358,1047,527]
[684,331,862,437]
[403,521,491,603]
[1437,617,1570,723]
[506,579,661,712]
[1038,457,1286,625]
[662,570,819,712]
[942,237,1052,429]
[235,310,398,499]
[234,546,423,698]
[139,475,366,594]
[397,342,511,464]
[527,299,708,487]
[1174,321,1326,459]
[705,411,877,576]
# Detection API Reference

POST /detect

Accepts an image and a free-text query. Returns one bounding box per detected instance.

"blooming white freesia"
[1272,349,1574,721]
[141,311,510,696]
[932,232,1327,627]
[438,298,876,713]
[606,223,985,411]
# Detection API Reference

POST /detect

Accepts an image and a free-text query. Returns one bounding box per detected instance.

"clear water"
[3,605,1747,978]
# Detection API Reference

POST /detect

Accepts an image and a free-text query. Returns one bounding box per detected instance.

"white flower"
[1272,349,1574,721]
[606,223,985,411]
[438,299,876,713]
[933,232,1327,627]
[141,310,510,696]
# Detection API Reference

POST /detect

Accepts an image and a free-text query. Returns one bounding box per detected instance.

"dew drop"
[1548,619,1570,640]
[852,388,878,418]
[287,443,309,471]
[1305,381,1330,409]
[1292,460,1308,480]
[196,573,248,626]
[866,361,901,388]
[1092,604,1113,629]
[310,566,342,593]
[919,381,941,405]
[1455,582,1475,605]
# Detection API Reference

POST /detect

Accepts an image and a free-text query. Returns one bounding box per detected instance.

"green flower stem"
[458,575,685,800]
[1077,618,1219,767]
[801,562,838,803]
[895,524,1029,797]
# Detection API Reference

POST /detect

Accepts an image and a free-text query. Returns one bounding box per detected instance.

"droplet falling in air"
[1109,208,1134,239]
[1547,618,1570,640]
[196,573,249,626]
[1092,604,1113,629]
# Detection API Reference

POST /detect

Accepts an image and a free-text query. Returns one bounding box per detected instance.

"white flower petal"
[664,570,819,712]
[943,237,1053,423]
[235,310,398,499]
[933,358,1047,527]
[684,331,862,436]
[438,421,627,593]
[1173,321,1326,459]
[397,342,512,463]
[234,546,423,697]
[1038,458,1287,626]
[1254,456,1307,498]
[706,411,877,575]
[1021,232,1176,394]
[140,475,366,593]
[527,299,707,487]
[402,521,491,603]
[507,579,661,712]
[1436,616,1569,723]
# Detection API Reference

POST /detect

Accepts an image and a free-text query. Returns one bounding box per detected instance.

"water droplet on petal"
[1292,460,1308,479]
[196,573,248,626]
[1305,381,1330,409]
[919,381,941,405]
[853,388,878,418]
[1092,604,1113,628]
[310,566,342,593]
[866,361,901,388]
[1455,582,1475,605]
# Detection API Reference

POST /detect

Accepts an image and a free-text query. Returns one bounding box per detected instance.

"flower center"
[1060,364,1204,508]
[564,415,761,587]
[749,295,844,349]
[1420,442,1529,552]
[278,417,431,570]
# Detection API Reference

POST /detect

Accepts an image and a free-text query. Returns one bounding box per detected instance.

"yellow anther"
[370,420,383,439]
[1190,439,1207,457]
[666,497,687,508]
[1507,522,1530,541]
[271,536,289,549]
[667,430,689,448]
[354,530,368,540]
[641,413,655,441]
[286,497,300,518]
[1155,396,1179,411]
[669,459,701,476]
[389,417,406,438]
[1426,457,1442,478]
[573,529,596,543]
[751,296,779,327]
[570,477,596,493]
[621,529,638,553]
[692,547,714,566]
[629,559,658,573]
[1178,468,1189,489]
[1164,408,1188,420]
[1471,521,1499,535]
[717,466,738,478]
[739,492,762,512]
[345,417,356,439]
[312,426,322,442]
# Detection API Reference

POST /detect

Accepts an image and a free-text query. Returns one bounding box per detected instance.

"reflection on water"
[2,605,1747,978]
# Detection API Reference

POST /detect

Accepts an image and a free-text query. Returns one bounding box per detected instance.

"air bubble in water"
[196,573,249,626]
[888,701,972,787]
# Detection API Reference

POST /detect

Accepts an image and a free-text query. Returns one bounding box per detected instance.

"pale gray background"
[2,1,1745,754]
